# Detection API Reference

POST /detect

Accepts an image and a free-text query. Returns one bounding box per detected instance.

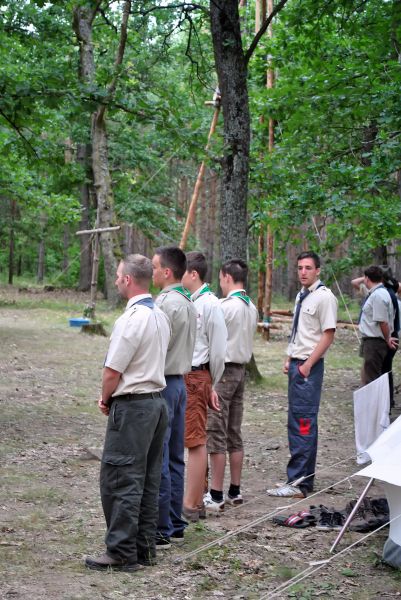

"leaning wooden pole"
[179,94,221,250]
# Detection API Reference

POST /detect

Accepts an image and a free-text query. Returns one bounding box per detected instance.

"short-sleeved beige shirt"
[105,294,171,396]
[220,290,258,365]
[287,280,338,360]
[191,284,227,385]
[359,284,394,339]
[156,285,197,375]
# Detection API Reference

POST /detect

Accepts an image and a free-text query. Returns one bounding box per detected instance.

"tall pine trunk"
[210,0,250,262]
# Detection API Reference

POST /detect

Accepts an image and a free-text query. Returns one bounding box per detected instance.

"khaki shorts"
[184,369,212,448]
[207,364,245,454]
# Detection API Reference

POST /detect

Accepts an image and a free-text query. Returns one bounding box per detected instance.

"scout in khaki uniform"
[181,251,227,522]
[151,246,197,546]
[85,254,170,571]
[267,251,337,499]
[205,259,258,511]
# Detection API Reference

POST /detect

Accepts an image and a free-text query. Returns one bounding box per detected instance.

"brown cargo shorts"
[206,363,245,454]
[184,369,212,448]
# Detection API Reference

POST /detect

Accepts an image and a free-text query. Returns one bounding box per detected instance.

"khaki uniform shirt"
[287,280,338,360]
[191,284,227,386]
[220,290,258,365]
[156,284,197,375]
[359,284,394,339]
[105,294,171,396]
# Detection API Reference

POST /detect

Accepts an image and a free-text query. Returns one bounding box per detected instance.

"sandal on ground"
[272,513,312,528]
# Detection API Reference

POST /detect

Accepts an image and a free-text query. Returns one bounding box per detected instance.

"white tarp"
[353,373,390,464]
[356,415,401,564]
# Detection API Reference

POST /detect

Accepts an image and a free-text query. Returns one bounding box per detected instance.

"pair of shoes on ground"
[272,505,345,530]
[203,491,244,513]
[266,483,307,498]
[347,497,389,533]
[85,553,144,572]
[314,505,345,531]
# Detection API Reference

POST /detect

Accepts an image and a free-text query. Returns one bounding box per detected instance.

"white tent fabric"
[353,373,390,465]
[356,415,401,567]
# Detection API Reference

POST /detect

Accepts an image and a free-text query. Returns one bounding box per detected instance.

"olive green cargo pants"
[100,394,168,562]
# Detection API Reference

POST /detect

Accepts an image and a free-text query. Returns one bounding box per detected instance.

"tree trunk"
[91,111,119,304]
[37,240,45,283]
[73,1,131,305]
[8,198,16,285]
[76,143,92,291]
[210,0,250,262]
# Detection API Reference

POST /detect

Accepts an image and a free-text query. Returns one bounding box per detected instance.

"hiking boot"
[347,499,374,532]
[266,484,305,498]
[85,553,142,572]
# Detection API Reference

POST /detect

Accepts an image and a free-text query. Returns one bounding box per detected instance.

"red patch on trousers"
[299,418,311,436]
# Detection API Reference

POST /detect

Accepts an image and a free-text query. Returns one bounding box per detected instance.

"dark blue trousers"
[157,375,187,537]
[286,358,324,493]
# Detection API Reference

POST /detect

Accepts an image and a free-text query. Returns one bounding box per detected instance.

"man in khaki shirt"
[205,259,258,511]
[267,251,337,499]
[85,254,170,571]
[152,246,197,546]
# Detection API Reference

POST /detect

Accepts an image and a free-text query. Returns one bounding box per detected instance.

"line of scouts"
[86,248,339,571]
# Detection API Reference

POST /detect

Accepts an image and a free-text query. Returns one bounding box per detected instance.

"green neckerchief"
[170,285,192,300]
[198,283,212,295]
[230,290,250,305]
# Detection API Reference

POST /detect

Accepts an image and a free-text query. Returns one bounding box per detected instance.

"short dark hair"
[186,251,208,281]
[155,245,187,279]
[121,254,152,284]
[364,265,383,283]
[297,251,320,268]
[221,259,248,285]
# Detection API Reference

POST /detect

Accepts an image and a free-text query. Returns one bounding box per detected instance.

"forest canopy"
[0,0,400,298]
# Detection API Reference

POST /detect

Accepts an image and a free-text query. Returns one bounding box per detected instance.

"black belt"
[225,362,244,368]
[115,392,163,401]
[191,363,209,371]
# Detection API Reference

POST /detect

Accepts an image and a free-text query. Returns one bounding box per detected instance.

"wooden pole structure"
[262,0,275,341]
[76,225,120,325]
[179,92,221,250]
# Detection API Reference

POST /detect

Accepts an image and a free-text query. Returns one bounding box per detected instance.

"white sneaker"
[203,492,225,512]
[226,493,243,506]
[266,483,305,498]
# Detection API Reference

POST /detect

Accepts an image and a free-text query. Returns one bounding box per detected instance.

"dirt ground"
[1,287,401,600]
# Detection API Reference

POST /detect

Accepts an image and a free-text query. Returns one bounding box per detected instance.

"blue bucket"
[69,318,91,327]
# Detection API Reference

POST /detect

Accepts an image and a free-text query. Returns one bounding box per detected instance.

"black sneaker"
[170,531,185,544]
[331,511,345,530]
[316,506,334,530]
[155,533,171,549]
